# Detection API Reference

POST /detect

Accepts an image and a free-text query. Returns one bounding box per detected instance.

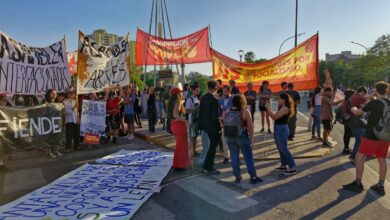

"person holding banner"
[105,88,122,144]
[44,89,63,158]
[169,86,191,170]
[123,87,136,140]
[63,88,80,152]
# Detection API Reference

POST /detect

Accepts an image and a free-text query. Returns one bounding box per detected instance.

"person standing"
[311,87,322,140]
[216,79,223,98]
[133,87,143,128]
[219,85,232,163]
[0,94,7,167]
[44,89,63,158]
[185,84,201,157]
[169,87,191,170]
[229,79,240,94]
[343,81,390,196]
[63,88,80,152]
[340,89,356,155]
[147,86,157,132]
[123,87,136,140]
[164,85,172,133]
[104,88,122,144]
[320,87,340,147]
[198,80,222,175]
[223,94,263,184]
[244,82,257,122]
[259,81,273,133]
[286,83,301,141]
[155,80,166,126]
[265,93,297,175]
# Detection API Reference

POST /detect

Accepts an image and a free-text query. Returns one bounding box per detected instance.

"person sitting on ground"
[265,93,297,175]
[343,81,390,196]
[223,94,263,184]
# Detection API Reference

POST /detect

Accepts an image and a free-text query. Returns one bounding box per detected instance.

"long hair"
[311,87,322,107]
[232,94,247,110]
[280,93,295,118]
[168,93,185,118]
[45,89,55,103]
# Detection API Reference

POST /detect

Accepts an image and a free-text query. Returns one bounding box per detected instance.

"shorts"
[124,114,135,124]
[321,120,333,130]
[259,106,267,112]
[359,137,389,158]
[107,114,121,130]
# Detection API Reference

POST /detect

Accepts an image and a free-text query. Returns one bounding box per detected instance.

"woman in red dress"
[168,87,191,171]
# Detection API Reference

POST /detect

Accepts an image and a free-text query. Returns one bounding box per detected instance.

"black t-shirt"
[198,93,221,132]
[244,90,257,108]
[154,87,165,101]
[287,90,301,110]
[362,98,389,140]
[232,86,240,95]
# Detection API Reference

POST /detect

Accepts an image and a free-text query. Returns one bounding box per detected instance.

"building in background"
[87,29,123,46]
[325,51,361,63]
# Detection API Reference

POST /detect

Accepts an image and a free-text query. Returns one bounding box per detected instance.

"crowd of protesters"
[0,74,389,196]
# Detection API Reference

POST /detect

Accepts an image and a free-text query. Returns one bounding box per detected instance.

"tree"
[244,51,255,63]
[368,34,390,56]
[186,71,211,92]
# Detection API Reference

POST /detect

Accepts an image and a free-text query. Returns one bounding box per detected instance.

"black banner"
[0,103,64,150]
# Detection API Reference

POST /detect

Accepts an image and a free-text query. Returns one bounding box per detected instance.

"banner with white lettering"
[96,149,174,166]
[0,103,64,150]
[80,100,106,136]
[77,31,131,94]
[0,164,153,220]
[0,31,71,95]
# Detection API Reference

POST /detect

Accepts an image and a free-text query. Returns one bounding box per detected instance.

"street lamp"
[279,32,305,55]
[238,50,244,62]
[350,41,368,54]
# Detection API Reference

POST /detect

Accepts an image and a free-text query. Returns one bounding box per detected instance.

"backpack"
[374,99,390,142]
[223,110,245,138]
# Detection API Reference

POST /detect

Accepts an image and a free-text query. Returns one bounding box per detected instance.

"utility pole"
[294,0,298,47]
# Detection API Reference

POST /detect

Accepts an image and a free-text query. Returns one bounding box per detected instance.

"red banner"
[67,51,77,75]
[212,34,319,92]
[136,27,211,65]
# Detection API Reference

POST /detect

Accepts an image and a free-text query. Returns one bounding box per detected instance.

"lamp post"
[238,50,244,62]
[350,41,368,55]
[279,32,305,55]
[294,0,298,47]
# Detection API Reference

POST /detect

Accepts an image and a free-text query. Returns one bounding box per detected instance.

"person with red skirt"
[168,87,191,171]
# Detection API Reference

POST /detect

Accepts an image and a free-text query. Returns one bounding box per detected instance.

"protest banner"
[333,89,345,102]
[212,33,319,92]
[0,103,64,150]
[66,51,77,75]
[136,27,211,65]
[96,149,174,166]
[77,31,131,94]
[0,31,71,95]
[80,100,106,139]
[0,164,154,220]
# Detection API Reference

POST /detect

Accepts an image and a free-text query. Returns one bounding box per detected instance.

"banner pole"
[316,31,320,87]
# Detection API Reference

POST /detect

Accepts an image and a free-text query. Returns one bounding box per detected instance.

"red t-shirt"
[107,97,121,116]
[350,95,366,108]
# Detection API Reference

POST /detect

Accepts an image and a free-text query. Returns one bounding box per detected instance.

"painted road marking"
[175,175,258,213]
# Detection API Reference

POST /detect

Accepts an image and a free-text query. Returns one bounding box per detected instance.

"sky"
[1,0,390,76]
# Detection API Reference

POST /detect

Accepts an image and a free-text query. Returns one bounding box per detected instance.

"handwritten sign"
[0,31,71,95]
[80,100,106,137]
[96,149,173,166]
[0,164,153,220]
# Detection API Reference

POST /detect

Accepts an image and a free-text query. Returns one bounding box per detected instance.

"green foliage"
[186,72,211,93]
[244,51,255,62]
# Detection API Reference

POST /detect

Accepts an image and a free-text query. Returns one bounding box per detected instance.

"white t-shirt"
[315,94,321,106]
[185,96,199,123]
[64,99,78,123]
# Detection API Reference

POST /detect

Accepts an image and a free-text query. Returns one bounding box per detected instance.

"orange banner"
[67,51,77,75]
[212,34,319,92]
[136,27,211,65]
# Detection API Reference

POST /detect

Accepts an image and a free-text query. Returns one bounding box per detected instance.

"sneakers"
[235,176,242,183]
[342,181,364,193]
[284,170,297,175]
[274,166,288,172]
[222,158,229,164]
[311,136,317,140]
[342,149,352,155]
[267,129,272,134]
[249,177,263,184]
[260,128,264,133]
[48,152,56,158]
[55,151,63,157]
[204,169,221,175]
[323,142,333,147]
[127,135,134,140]
[288,137,294,141]
[370,184,385,196]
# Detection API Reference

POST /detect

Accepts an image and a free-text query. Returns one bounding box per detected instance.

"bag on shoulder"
[223,110,244,138]
[374,99,390,142]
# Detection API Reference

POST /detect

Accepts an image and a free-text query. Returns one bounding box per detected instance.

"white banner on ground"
[0,164,153,220]
[96,149,174,166]
[80,100,106,136]
[76,31,131,94]
[0,31,71,95]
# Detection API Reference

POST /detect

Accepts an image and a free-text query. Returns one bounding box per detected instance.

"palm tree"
[244,51,255,63]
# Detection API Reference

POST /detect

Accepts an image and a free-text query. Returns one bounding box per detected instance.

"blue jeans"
[226,132,257,178]
[155,101,163,120]
[311,106,321,137]
[198,130,210,166]
[349,125,365,159]
[274,124,296,168]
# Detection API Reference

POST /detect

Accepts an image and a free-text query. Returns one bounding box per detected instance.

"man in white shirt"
[64,88,80,152]
[186,84,200,157]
